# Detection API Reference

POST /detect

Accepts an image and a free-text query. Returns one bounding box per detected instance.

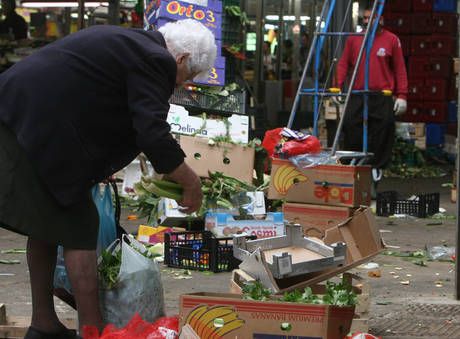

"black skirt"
[0,122,99,249]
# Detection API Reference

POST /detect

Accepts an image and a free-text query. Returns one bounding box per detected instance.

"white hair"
[159,19,217,79]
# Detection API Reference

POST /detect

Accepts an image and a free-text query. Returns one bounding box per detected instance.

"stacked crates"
[385,0,458,151]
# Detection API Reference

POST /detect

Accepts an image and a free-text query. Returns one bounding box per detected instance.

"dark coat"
[0,25,185,206]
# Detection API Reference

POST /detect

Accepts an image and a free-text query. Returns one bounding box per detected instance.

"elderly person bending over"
[0,19,216,339]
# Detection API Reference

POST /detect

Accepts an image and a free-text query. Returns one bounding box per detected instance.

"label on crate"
[205,212,285,238]
[145,0,222,39]
[167,104,249,143]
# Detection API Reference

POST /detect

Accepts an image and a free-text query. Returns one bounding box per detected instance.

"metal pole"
[276,0,284,81]
[331,0,379,155]
[454,0,460,301]
[287,0,329,128]
[253,0,265,103]
[77,0,85,30]
[108,0,120,25]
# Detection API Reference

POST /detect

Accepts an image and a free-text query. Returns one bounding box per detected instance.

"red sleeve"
[336,38,352,89]
[392,36,408,100]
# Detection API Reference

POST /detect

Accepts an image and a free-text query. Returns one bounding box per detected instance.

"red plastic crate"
[398,35,411,56]
[411,13,433,34]
[410,57,453,78]
[411,36,431,56]
[403,101,448,122]
[385,13,413,34]
[424,78,448,100]
[408,78,425,100]
[424,102,448,122]
[432,13,458,34]
[403,102,427,122]
[385,0,412,12]
[429,57,452,78]
[412,0,433,11]
[448,77,458,100]
[408,56,430,75]
[430,35,457,56]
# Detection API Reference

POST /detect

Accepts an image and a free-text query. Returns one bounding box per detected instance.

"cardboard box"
[454,57,460,74]
[233,207,384,293]
[179,292,354,339]
[205,212,284,238]
[178,135,255,184]
[324,99,339,120]
[283,202,354,236]
[167,104,249,144]
[137,225,185,244]
[147,0,222,39]
[415,136,426,150]
[229,270,370,334]
[268,158,371,207]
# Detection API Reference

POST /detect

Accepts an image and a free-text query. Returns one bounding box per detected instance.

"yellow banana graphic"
[185,305,208,329]
[284,173,308,193]
[273,165,294,194]
[194,306,234,337]
[185,305,244,339]
[214,319,245,337]
[273,164,307,194]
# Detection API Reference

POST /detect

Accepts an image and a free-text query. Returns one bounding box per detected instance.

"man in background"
[0,0,28,40]
[336,8,408,194]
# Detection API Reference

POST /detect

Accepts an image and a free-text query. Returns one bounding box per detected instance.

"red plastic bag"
[281,136,321,157]
[262,128,283,157]
[83,314,179,339]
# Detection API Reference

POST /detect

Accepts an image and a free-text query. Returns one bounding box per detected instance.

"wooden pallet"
[0,304,77,339]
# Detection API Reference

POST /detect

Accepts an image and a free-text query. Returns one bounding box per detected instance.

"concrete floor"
[0,174,459,338]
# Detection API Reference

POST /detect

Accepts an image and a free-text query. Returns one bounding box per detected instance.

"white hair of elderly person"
[159,19,217,81]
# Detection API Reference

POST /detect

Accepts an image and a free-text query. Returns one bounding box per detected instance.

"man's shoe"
[24,327,79,339]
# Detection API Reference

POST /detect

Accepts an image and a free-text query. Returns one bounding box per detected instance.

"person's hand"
[394,98,407,115]
[178,174,202,214]
[330,95,344,107]
[164,162,202,214]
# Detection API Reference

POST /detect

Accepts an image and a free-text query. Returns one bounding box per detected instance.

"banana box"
[282,202,354,236]
[179,292,354,338]
[268,158,371,207]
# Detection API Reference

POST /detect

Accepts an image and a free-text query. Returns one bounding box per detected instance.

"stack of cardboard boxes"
[267,158,372,236]
[385,0,458,151]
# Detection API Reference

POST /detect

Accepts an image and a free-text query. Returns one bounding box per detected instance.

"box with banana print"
[268,158,372,208]
[179,292,354,338]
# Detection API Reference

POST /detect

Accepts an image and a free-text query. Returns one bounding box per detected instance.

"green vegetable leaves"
[242,281,272,301]
[242,280,357,306]
[98,249,122,289]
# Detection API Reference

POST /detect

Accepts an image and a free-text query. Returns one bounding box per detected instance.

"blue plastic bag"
[92,184,118,254]
[54,184,117,293]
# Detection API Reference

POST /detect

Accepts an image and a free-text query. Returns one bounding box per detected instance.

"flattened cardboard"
[268,158,371,207]
[283,202,354,236]
[179,292,354,339]
[235,207,384,293]
[178,135,255,184]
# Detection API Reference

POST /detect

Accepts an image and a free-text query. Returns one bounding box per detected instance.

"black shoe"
[24,327,80,339]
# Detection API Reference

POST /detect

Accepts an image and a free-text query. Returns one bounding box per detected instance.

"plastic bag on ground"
[83,314,179,339]
[54,184,118,294]
[99,235,165,328]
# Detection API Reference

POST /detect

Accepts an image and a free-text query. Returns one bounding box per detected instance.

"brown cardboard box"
[454,58,460,74]
[234,207,384,293]
[415,136,426,150]
[177,135,255,184]
[179,292,354,339]
[268,158,371,207]
[229,270,370,333]
[283,202,354,236]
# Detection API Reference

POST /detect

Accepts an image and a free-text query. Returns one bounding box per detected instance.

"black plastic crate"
[170,87,246,115]
[376,191,440,218]
[164,231,253,272]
